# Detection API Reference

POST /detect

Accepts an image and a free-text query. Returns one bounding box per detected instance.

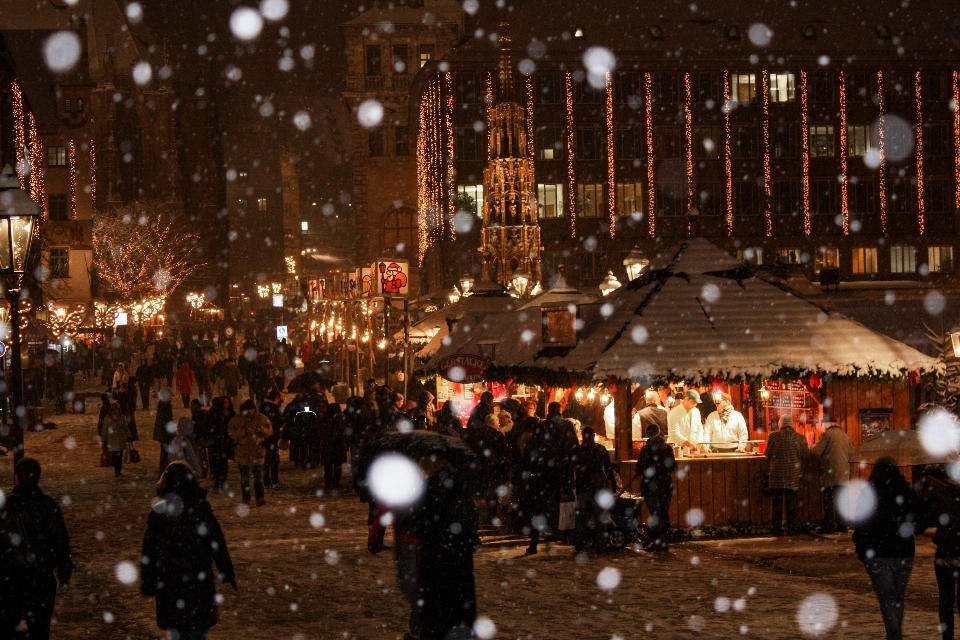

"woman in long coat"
[319,403,348,490]
[141,461,236,639]
[208,397,236,490]
[100,403,131,477]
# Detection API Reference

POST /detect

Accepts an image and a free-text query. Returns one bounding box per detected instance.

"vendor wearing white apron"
[704,391,748,452]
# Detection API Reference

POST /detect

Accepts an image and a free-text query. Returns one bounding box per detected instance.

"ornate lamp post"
[622,245,650,282]
[510,267,531,298]
[0,164,40,466]
[458,273,474,297]
[447,287,460,305]
[599,271,622,296]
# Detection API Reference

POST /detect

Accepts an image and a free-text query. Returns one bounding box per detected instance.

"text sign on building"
[375,259,409,297]
[437,354,490,383]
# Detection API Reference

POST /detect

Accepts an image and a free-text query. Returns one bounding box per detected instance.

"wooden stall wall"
[824,378,913,449]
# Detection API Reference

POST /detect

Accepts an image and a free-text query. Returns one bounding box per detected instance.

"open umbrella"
[369,430,472,463]
[852,429,959,466]
[198,339,217,349]
[287,370,325,393]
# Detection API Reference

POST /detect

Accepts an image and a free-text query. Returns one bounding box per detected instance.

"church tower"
[480,24,541,288]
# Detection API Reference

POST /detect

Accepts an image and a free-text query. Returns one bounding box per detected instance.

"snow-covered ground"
[0,397,945,639]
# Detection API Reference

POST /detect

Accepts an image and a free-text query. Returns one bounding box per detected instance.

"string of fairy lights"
[684,72,694,227]
[838,71,850,235]
[645,72,655,237]
[68,139,78,219]
[954,71,960,212]
[89,139,98,208]
[525,75,535,159]
[877,70,888,233]
[800,70,811,235]
[915,71,925,235]
[761,70,772,237]
[416,78,444,265]
[443,72,456,240]
[605,71,616,237]
[12,81,25,189]
[564,71,576,238]
[723,70,733,236]
[27,113,45,215]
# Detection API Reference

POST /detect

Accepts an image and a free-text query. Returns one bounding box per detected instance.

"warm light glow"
[762,70,772,237]
[27,114,44,214]
[801,70,811,235]
[187,292,205,309]
[646,72,656,237]
[417,78,443,264]
[444,71,456,240]
[565,70,576,238]
[915,70,925,235]
[877,70,887,233]
[128,296,166,325]
[724,70,733,236]
[89,139,97,208]
[44,302,85,337]
[525,75,535,159]
[684,72,694,226]
[285,256,296,274]
[68,139,78,219]
[12,81,25,188]
[93,301,121,328]
[606,71,616,237]
[257,284,270,298]
[838,71,850,235]
[954,71,960,211]
[272,282,282,294]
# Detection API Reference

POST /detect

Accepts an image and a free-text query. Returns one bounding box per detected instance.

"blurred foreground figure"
[141,461,236,640]
[0,458,74,639]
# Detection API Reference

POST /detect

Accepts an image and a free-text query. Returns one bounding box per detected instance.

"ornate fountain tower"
[480,24,542,288]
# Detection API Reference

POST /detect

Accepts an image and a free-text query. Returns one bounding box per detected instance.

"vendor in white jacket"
[704,391,749,452]
[667,389,705,449]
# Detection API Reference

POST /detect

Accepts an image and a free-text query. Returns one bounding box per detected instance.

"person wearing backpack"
[0,458,74,639]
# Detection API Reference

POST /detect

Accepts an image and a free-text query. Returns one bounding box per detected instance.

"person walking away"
[853,457,921,640]
[810,418,855,534]
[141,461,237,640]
[521,412,557,555]
[416,459,479,640]
[190,399,212,479]
[167,417,203,478]
[209,397,236,490]
[470,414,507,524]
[636,422,676,552]
[101,403,132,477]
[136,358,153,409]
[154,390,176,474]
[764,414,809,535]
[0,458,74,639]
[572,427,618,553]
[228,399,273,506]
[919,473,960,640]
[114,380,140,441]
[320,403,348,490]
[636,388,668,439]
[259,389,285,489]
[222,358,241,407]
[176,360,195,409]
[432,401,462,437]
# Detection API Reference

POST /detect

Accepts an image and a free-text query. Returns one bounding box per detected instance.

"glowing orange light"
[525,75,535,159]
[761,70,772,237]
[565,71,576,238]
[724,70,733,235]
[646,72,655,237]
[606,71,616,237]
[416,79,443,263]
[68,139,78,219]
[684,72,694,235]
[27,113,44,212]
[11,81,25,188]
[89,139,98,208]
[954,71,960,211]
[877,70,887,233]
[801,70,811,235]
[838,71,849,235]
[915,70,925,235]
[444,72,456,240]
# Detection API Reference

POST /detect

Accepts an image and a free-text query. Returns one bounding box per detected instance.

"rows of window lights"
[737,246,954,275]
[457,176,955,219]
[368,126,411,157]
[452,70,956,106]
[235,198,269,212]
[365,44,434,76]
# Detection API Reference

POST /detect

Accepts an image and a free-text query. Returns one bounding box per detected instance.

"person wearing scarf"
[703,391,748,452]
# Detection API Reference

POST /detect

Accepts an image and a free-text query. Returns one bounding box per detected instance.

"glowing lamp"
[622,246,650,281]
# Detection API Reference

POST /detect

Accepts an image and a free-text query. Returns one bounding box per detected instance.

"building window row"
[366,44,434,76]
[369,126,411,158]
[739,245,953,275]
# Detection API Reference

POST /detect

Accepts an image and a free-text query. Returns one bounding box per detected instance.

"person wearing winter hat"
[764,414,809,535]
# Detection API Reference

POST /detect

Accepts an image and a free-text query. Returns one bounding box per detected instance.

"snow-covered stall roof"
[519,272,596,310]
[419,308,544,375]
[557,239,941,383]
[409,288,517,360]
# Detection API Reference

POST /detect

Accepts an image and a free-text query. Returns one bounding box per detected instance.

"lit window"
[239,171,248,178]
[577,183,604,218]
[537,184,564,218]
[928,246,954,273]
[809,125,835,158]
[814,248,839,274]
[615,183,643,217]
[737,248,764,265]
[730,74,757,103]
[847,125,872,157]
[456,185,484,218]
[64,98,72,112]
[301,221,309,231]
[257,198,267,212]
[48,146,67,167]
[418,45,434,68]
[536,128,564,160]
[49,247,69,278]
[852,247,878,274]
[890,246,916,273]
[768,73,796,103]
[777,248,802,265]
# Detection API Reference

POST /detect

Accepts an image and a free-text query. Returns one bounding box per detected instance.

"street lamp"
[510,268,531,298]
[458,273,474,297]
[447,286,461,305]
[599,271,622,296]
[0,164,39,467]
[622,245,650,282]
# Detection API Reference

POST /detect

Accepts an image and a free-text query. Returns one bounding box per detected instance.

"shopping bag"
[126,446,141,464]
[558,501,576,531]
[99,449,112,468]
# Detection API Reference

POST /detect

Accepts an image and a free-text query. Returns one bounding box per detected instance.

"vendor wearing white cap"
[667,389,705,450]
[704,391,749,452]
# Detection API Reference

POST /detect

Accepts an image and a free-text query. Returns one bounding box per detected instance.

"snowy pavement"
[0,400,945,639]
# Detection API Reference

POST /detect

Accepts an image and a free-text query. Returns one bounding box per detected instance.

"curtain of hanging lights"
[800,70,811,235]
[28,114,45,213]
[915,70,925,236]
[645,72,655,237]
[723,70,733,236]
[565,71,576,238]
[877,70,887,233]
[761,70,772,237]
[68,139,78,219]
[12,80,25,188]
[89,140,98,209]
[838,70,850,235]
[443,72,456,240]
[606,71,616,237]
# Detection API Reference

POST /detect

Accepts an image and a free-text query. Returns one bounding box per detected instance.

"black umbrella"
[369,430,472,463]
[287,370,325,393]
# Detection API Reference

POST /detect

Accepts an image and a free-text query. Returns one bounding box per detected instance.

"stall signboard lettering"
[437,354,490,383]
[541,305,578,348]
[375,259,409,297]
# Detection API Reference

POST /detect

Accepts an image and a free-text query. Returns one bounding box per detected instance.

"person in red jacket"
[175,361,195,409]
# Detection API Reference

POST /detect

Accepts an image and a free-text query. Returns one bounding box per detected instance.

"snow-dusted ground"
[0,397,945,639]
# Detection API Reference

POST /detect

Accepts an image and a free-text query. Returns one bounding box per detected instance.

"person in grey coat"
[810,419,854,534]
[765,414,809,535]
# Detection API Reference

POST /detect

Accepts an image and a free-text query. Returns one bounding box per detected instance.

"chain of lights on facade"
[606,71,616,237]
[89,140,98,208]
[761,70,772,237]
[11,81,25,188]
[27,113,45,214]
[877,70,887,233]
[485,72,494,144]
[645,72,655,237]
[838,70,850,234]
[564,71,576,238]
[68,139,78,219]
[416,78,443,264]
[684,73,694,226]
[915,71,925,235]
[954,71,960,211]
[525,75,535,159]
[443,72,456,240]
[723,70,733,235]
[800,70,811,235]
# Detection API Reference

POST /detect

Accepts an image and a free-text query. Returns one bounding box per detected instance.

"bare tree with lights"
[92,202,205,304]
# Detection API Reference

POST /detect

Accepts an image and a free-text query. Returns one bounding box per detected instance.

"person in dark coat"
[141,461,236,639]
[468,414,508,524]
[0,458,74,639]
[572,426,618,553]
[417,462,479,640]
[636,388,669,438]
[636,422,676,552]
[153,392,176,475]
[432,401,462,437]
[208,397,236,489]
[521,407,562,555]
[136,357,153,409]
[853,457,921,640]
[97,391,111,438]
[114,380,139,441]
[319,403,348,490]
[920,473,960,640]
[259,389,285,489]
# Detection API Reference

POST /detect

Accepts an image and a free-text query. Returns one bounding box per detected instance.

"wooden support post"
[614,380,631,463]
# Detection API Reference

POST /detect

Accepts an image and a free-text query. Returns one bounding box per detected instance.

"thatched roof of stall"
[557,239,941,383]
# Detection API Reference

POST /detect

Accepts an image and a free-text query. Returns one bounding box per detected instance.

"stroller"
[605,491,649,550]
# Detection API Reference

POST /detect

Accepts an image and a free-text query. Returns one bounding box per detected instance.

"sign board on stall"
[359,267,374,297]
[375,259,409,297]
[437,354,490,383]
[272,293,284,308]
[276,325,288,340]
[115,312,128,327]
[541,305,578,348]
